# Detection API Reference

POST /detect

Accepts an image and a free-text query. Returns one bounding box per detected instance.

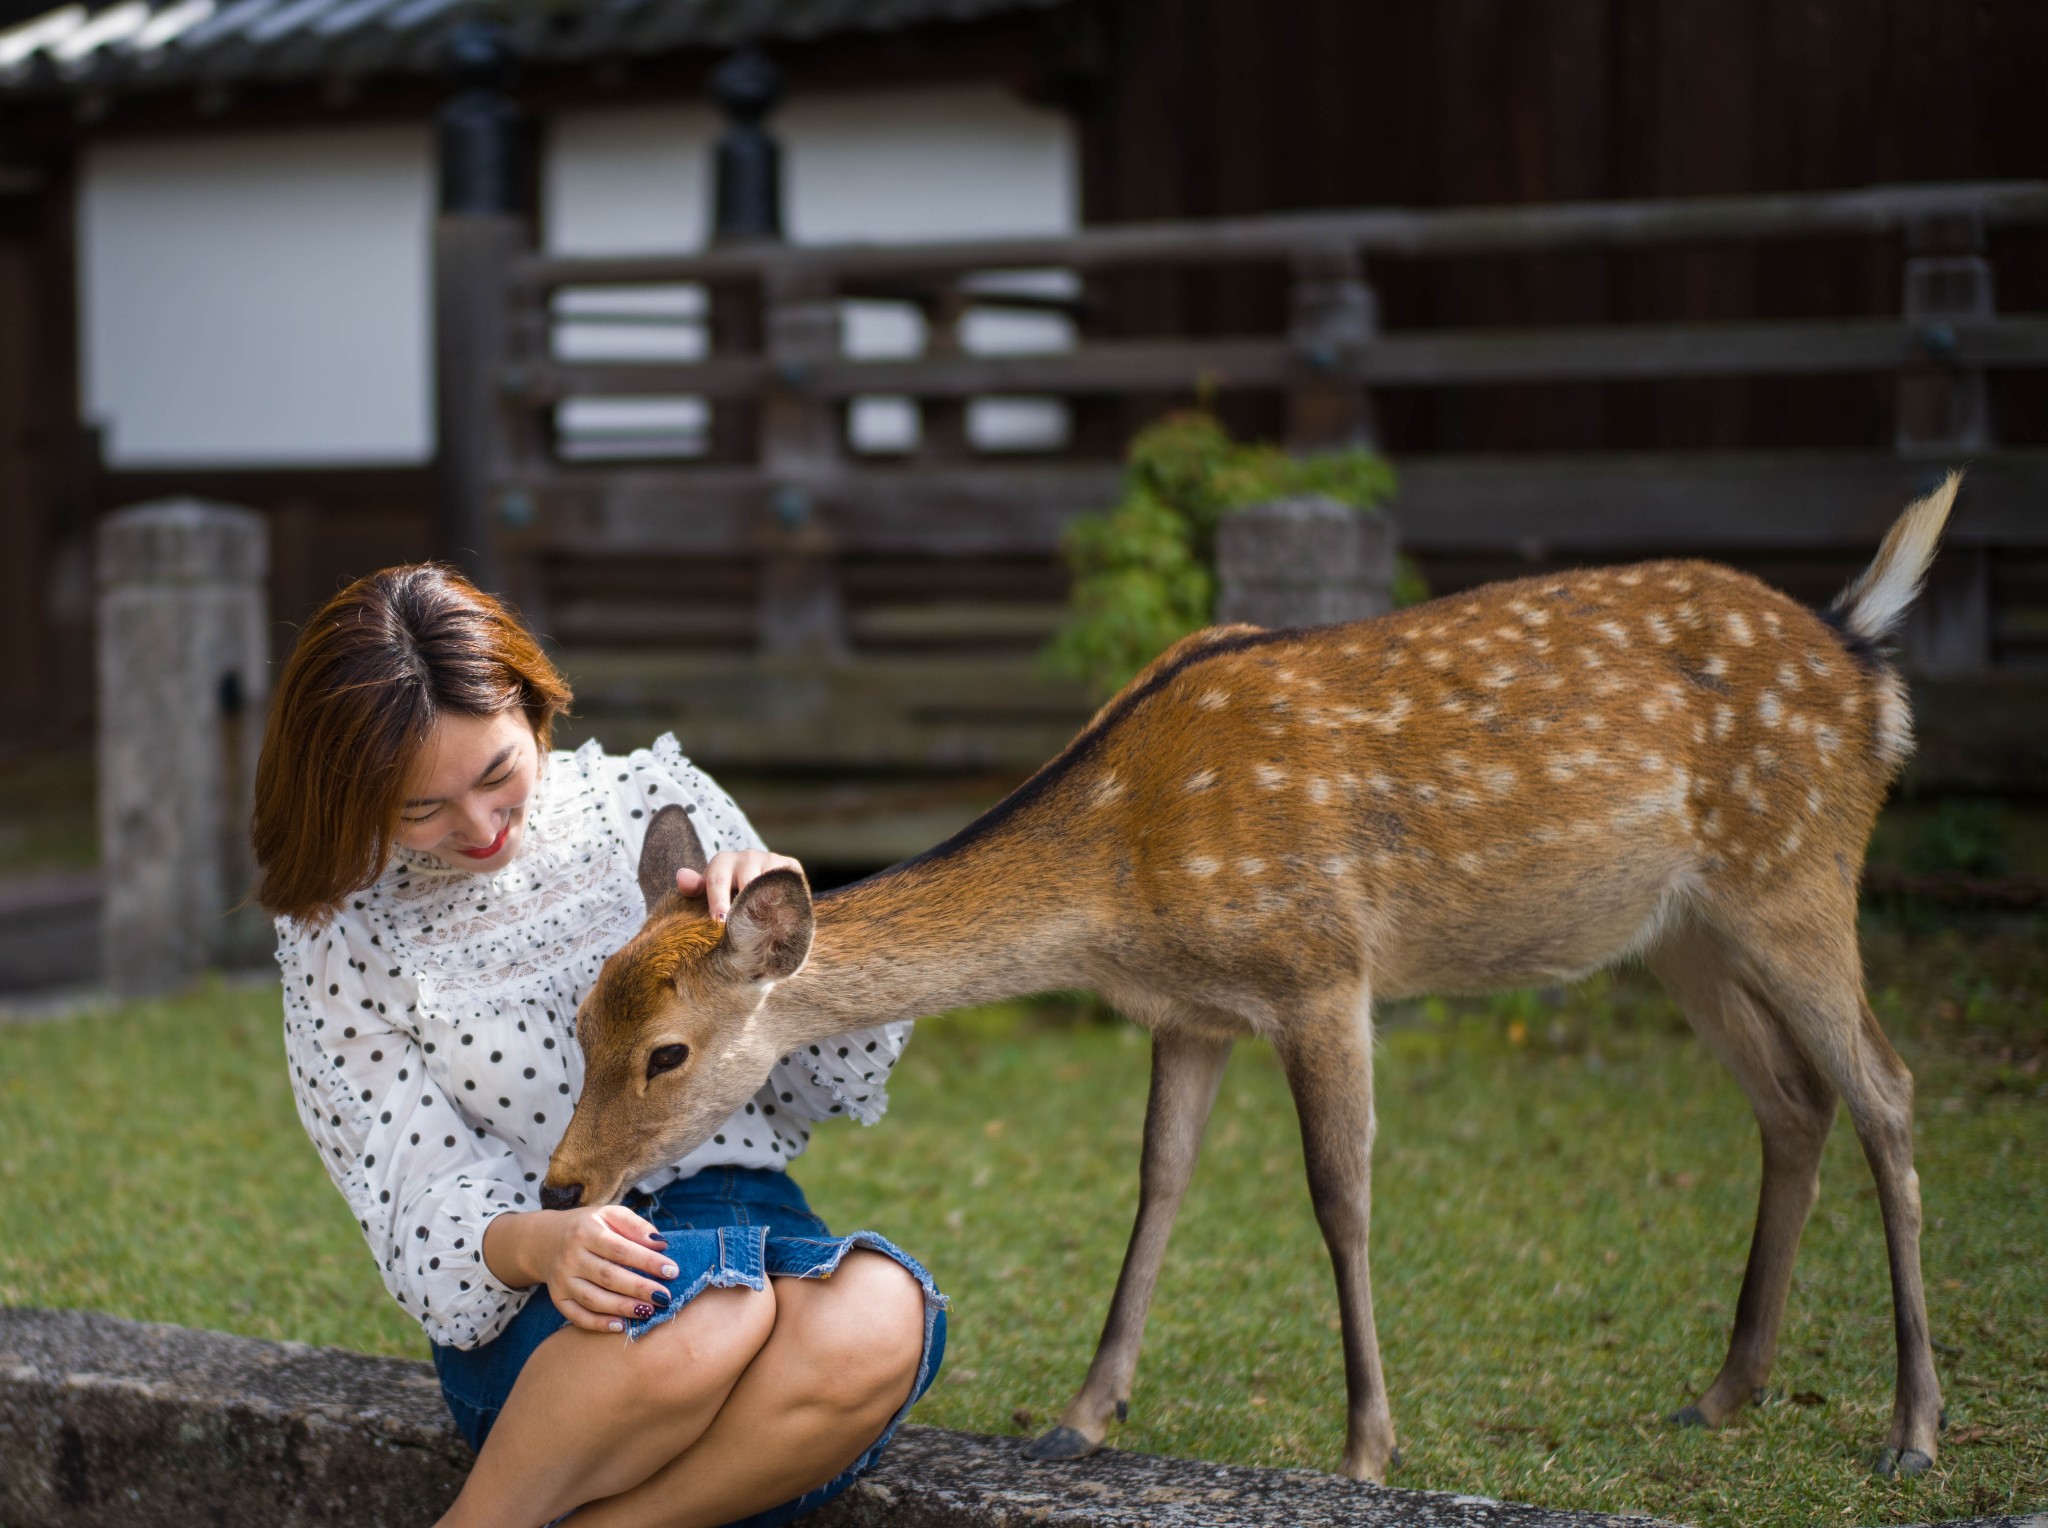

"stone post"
[1214,496,1397,630]
[97,500,271,995]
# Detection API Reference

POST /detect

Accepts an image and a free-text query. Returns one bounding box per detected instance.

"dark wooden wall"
[1077,0,2048,454]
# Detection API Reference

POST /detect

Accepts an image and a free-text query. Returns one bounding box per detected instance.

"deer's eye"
[647,1044,690,1080]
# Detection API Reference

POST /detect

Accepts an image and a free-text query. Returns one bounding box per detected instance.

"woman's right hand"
[485,1205,680,1333]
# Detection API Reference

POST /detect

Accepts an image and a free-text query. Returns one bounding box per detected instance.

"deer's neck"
[772,839,1082,1041]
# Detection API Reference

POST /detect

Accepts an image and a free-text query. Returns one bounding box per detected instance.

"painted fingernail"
[660,1262,679,1279]
[633,1303,654,1320]
[650,1287,671,1308]
[649,1235,669,1249]
[608,1320,623,1333]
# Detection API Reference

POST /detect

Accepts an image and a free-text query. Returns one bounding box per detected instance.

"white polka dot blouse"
[275,734,912,1350]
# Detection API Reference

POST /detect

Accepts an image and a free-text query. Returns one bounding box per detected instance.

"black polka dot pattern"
[275,734,913,1351]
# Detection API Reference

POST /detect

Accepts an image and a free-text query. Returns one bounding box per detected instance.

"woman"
[253,564,945,1528]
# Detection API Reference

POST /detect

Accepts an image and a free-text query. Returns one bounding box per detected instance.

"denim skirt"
[430,1166,948,1528]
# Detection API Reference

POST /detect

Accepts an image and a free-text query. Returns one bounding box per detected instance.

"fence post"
[706,45,782,464]
[758,263,848,654]
[96,500,271,995]
[1214,496,1397,630]
[1285,244,1378,452]
[433,17,535,605]
[1897,212,1994,673]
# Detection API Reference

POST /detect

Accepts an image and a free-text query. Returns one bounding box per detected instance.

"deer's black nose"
[541,1182,584,1211]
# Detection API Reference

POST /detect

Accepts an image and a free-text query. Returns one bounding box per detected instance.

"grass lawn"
[1,919,2042,1528]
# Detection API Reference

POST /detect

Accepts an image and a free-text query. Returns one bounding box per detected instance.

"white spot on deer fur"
[1702,809,1723,838]
[1789,711,1810,735]
[1448,787,1481,809]
[1759,691,1783,727]
[1366,694,1412,732]
[1367,772,1393,794]
[1618,571,1643,587]
[1643,612,1675,644]
[1184,855,1220,877]
[1341,644,1362,658]
[1255,763,1287,790]
[1307,777,1332,804]
[1676,601,1704,628]
[1703,654,1728,678]
[1524,607,1552,628]
[1545,758,1577,782]
[1580,649,1605,669]
[1596,621,1631,647]
[1456,851,1485,875]
[1321,854,1353,877]
[1803,650,1832,676]
[1527,716,1552,735]
[1724,612,1755,645]
[1439,696,1468,715]
[1640,752,1666,773]
[1184,767,1218,793]
[1663,575,1695,594]
[1090,771,1125,807]
[1782,829,1803,856]
[1196,689,1229,710]
[1423,650,1452,670]
[1762,611,1784,637]
[1805,786,1823,815]
[1484,664,1518,688]
[1713,705,1736,740]
[1414,783,1439,803]
[1443,752,1471,775]
[1240,857,1267,876]
[1485,765,1517,795]
[1776,661,1803,691]
[1814,725,1842,760]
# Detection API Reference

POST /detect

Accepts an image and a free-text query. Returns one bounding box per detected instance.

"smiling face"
[395,709,541,872]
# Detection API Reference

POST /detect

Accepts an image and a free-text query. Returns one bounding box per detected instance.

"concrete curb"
[0,1308,2031,1528]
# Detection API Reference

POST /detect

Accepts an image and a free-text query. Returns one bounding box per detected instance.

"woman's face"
[395,709,541,872]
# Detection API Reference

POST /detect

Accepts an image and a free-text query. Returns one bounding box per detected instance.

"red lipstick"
[458,823,510,860]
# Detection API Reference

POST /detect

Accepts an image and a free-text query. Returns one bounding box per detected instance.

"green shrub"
[1044,411,1409,697]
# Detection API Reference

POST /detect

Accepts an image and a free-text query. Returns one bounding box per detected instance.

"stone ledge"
[0,1308,2028,1528]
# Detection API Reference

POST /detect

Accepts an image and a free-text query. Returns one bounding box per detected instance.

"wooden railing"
[434,179,2048,779]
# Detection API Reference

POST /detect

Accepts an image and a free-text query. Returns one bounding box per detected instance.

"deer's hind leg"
[1648,916,1838,1431]
[1027,1026,1233,1462]
[1675,891,1944,1475]
[1274,982,1394,1484]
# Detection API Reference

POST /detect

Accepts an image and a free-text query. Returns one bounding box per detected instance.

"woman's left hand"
[675,849,805,922]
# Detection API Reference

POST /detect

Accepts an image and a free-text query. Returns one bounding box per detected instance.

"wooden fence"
[438,178,2048,800]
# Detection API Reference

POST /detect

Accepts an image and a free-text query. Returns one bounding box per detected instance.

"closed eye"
[647,1043,690,1080]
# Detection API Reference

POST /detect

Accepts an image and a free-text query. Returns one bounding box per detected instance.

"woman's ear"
[717,869,815,981]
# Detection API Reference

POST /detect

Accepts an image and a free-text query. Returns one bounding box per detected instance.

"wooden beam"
[511,181,2048,292]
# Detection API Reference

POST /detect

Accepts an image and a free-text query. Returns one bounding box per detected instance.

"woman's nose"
[455,798,499,844]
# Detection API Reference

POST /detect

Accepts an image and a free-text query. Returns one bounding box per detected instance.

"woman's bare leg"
[575,1253,928,1528]
[433,1283,778,1528]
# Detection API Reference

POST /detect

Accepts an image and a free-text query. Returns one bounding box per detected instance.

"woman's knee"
[774,1254,926,1415]
[627,1282,779,1414]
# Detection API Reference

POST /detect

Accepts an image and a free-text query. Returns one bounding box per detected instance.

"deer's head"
[541,805,816,1209]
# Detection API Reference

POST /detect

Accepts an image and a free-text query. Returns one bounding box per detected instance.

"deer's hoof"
[1873,1447,1933,1478]
[1669,1405,1709,1429]
[1024,1426,1100,1462]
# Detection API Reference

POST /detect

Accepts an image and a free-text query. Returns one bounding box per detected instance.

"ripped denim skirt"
[431,1166,947,1528]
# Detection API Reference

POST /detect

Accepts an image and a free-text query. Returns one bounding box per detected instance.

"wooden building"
[2,0,2044,846]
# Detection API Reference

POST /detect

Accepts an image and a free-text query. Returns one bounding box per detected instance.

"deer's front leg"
[1027,1027,1233,1461]
[1277,991,1394,1484]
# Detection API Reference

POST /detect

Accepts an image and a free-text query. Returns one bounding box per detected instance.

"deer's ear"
[718,868,814,981]
[638,804,710,916]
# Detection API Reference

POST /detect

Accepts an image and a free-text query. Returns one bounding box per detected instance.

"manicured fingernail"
[660,1262,679,1279]
[633,1303,654,1320]
[649,1235,668,1249]
[650,1287,671,1308]
[608,1320,623,1333]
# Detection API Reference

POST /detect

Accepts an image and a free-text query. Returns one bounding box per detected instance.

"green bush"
[1044,411,1410,698]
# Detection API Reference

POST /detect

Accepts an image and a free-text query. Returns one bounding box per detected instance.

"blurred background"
[0,0,2044,993]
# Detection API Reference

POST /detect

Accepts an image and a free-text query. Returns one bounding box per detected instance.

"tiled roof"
[0,0,1070,96]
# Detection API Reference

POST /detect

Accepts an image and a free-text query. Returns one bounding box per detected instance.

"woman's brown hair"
[253,564,571,925]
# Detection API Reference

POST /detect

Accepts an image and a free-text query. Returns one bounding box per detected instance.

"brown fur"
[548,475,1959,1484]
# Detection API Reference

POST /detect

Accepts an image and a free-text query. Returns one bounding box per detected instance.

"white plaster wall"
[80,125,433,466]
[545,84,1077,455]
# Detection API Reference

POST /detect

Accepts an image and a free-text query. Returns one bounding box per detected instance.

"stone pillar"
[97,500,270,995]
[1214,496,1397,630]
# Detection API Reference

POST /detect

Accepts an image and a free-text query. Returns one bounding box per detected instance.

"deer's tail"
[1829,470,1962,644]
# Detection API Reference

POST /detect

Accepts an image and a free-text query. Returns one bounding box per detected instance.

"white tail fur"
[1831,471,1963,643]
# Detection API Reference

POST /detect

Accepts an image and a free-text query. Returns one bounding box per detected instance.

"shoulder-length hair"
[253,564,571,925]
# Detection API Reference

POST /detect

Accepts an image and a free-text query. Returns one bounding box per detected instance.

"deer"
[542,474,1960,1485]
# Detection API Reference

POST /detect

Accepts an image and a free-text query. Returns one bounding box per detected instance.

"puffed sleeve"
[277,916,533,1350]
[622,733,914,1126]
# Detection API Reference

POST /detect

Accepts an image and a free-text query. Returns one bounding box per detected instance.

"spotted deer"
[544,474,1960,1484]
